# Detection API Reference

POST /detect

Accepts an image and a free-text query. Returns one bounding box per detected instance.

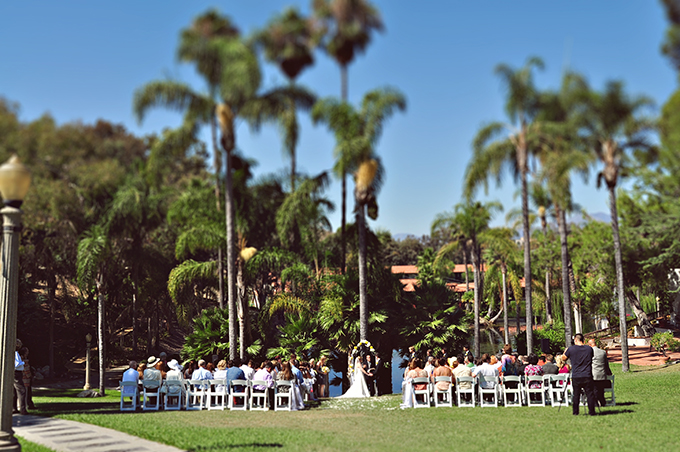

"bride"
[338,356,371,398]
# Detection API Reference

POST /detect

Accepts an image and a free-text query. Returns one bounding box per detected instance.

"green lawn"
[26,363,680,452]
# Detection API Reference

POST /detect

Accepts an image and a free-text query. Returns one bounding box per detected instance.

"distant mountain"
[393,233,415,241]
[569,211,611,225]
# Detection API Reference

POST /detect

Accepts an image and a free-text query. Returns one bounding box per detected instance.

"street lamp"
[0,155,31,452]
[84,333,92,390]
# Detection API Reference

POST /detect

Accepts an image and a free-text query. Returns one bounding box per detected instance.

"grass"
[16,437,55,452]
[25,363,680,452]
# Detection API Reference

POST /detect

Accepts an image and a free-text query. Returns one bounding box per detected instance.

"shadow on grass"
[614,401,638,406]
[193,443,283,450]
[595,409,635,416]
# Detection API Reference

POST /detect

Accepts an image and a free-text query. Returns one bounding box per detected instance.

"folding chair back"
[250,380,270,411]
[548,374,569,407]
[119,381,138,411]
[525,375,545,406]
[456,376,476,407]
[142,379,161,411]
[433,376,453,407]
[186,379,208,410]
[478,374,499,407]
[229,379,249,410]
[502,376,523,407]
[604,375,615,406]
[163,379,184,410]
[207,379,228,410]
[275,380,293,411]
[412,377,431,408]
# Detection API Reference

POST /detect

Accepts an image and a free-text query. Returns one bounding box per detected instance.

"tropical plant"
[464,56,545,354]
[313,0,384,274]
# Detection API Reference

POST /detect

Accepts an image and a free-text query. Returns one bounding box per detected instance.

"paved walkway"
[13,414,184,452]
[605,345,680,366]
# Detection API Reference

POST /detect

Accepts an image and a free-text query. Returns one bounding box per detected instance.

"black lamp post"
[0,155,31,452]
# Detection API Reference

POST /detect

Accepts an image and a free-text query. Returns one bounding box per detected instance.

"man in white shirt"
[240,359,255,381]
[473,353,498,389]
[191,359,213,380]
[121,360,139,404]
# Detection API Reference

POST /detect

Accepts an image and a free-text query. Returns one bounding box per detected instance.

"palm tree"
[312,88,406,341]
[76,224,111,396]
[312,0,384,274]
[571,77,655,372]
[252,7,318,190]
[464,56,544,354]
[433,201,502,357]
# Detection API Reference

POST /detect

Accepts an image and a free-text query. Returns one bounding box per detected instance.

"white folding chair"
[525,376,546,406]
[142,379,161,411]
[119,381,138,411]
[229,379,249,410]
[603,375,616,406]
[502,376,523,407]
[477,375,499,407]
[250,380,270,411]
[275,380,292,411]
[185,379,208,410]
[163,379,184,410]
[548,374,570,407]
[412,377,431,408]
[433,376,453,407]
[207,379,228,410]
[456,376,476,407]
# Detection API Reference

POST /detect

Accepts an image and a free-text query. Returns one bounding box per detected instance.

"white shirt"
[240,364,255,381]
[474,362,498,388]
[15,351,24,371]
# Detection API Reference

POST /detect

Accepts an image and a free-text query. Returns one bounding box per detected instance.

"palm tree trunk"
[48,275,57,378]
[340,63,348,275]
[96,275,106,396]
[225,148,237,360]
[556,206,573,347]
[520,157,533,353]
[237,259,246,360]
[502,266,509,343]
[132,267,139,357]
[464,252,469,292]
[608,184,629,372]
[545,270,552,323]
[358,203,368,341]
[211,116,224,310]
[472,247,481,358]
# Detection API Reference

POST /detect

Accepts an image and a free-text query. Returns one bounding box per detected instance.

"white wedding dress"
[337,357,371,398]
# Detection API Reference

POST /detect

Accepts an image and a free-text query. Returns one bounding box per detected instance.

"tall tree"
[571,76,654,371]
[252,7,318,190]
[313,0,384,274]
[433,201,501,357]
[312,88,406,341]
[464,57,544,353]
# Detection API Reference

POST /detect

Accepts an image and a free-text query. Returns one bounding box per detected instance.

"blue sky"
[0,1,675,237]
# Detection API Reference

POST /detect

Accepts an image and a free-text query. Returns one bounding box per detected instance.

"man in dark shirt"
[542,354,559,375]
[562,333,597,415]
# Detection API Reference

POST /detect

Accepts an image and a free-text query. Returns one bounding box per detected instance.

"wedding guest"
[462,345,474,364]
[473,354,498,390]
[191,359,213,380]
[20,347,35,410]
[14,339,26,415]
[122,360,139,405]
[253,362,275,409]
[240,359,255,381]
[163,359,185,400]
[523,353,544,391]
[143,356,164,384]
[226,359,246,392]
[137,362,146,380]
[452,355,473,401]
[316,356,329,397]
[542,354,559,374]
[407,358,428,391]
[424,356,435,377]
[183,360,196,380]
[431,357,453,399]
[213,360,228,381]
[556,355,571,374]
[374,352,384,396]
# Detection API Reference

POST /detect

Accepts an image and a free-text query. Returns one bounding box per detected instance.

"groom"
[365,355,376,396]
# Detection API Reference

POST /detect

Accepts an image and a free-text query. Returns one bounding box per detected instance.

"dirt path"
[605,345,680,366]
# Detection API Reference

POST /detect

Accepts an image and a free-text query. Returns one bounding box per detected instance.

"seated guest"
[240,359,255,381]
[227,359,246,392]
[473,353,498,389]
[516,355,528,376]
[137,362,146,380]
[163,359,185,398]
[143,356,164,389]
[183,360,196,380]
[191,359,213,380]
[122,360,139,403]
[206,362,215,374]
[254,362,275,409]
[523,353,544,388]
[556,355,571,374]
[431,357,453,396]
[490,354,502,374]
[424,356,436,377]
[542,354,559,375]
[213,360,228,393]
[406,358,428,391]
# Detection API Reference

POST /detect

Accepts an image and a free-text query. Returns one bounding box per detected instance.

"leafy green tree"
[464,57,544,353]
[312,88,405,341]
[570,75,655,371]
[313,0,384,274]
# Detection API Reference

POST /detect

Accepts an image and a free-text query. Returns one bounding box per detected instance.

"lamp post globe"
[0,155,30,452]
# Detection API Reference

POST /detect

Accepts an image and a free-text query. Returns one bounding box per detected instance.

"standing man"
[562,334,597,416]
[14,339,27,415]
[365,355,376,396]
[374,352,384,396]
[588,339,612,407]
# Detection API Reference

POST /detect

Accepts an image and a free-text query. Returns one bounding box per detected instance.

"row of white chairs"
[120,378,300,412]
[410,374,615,408]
